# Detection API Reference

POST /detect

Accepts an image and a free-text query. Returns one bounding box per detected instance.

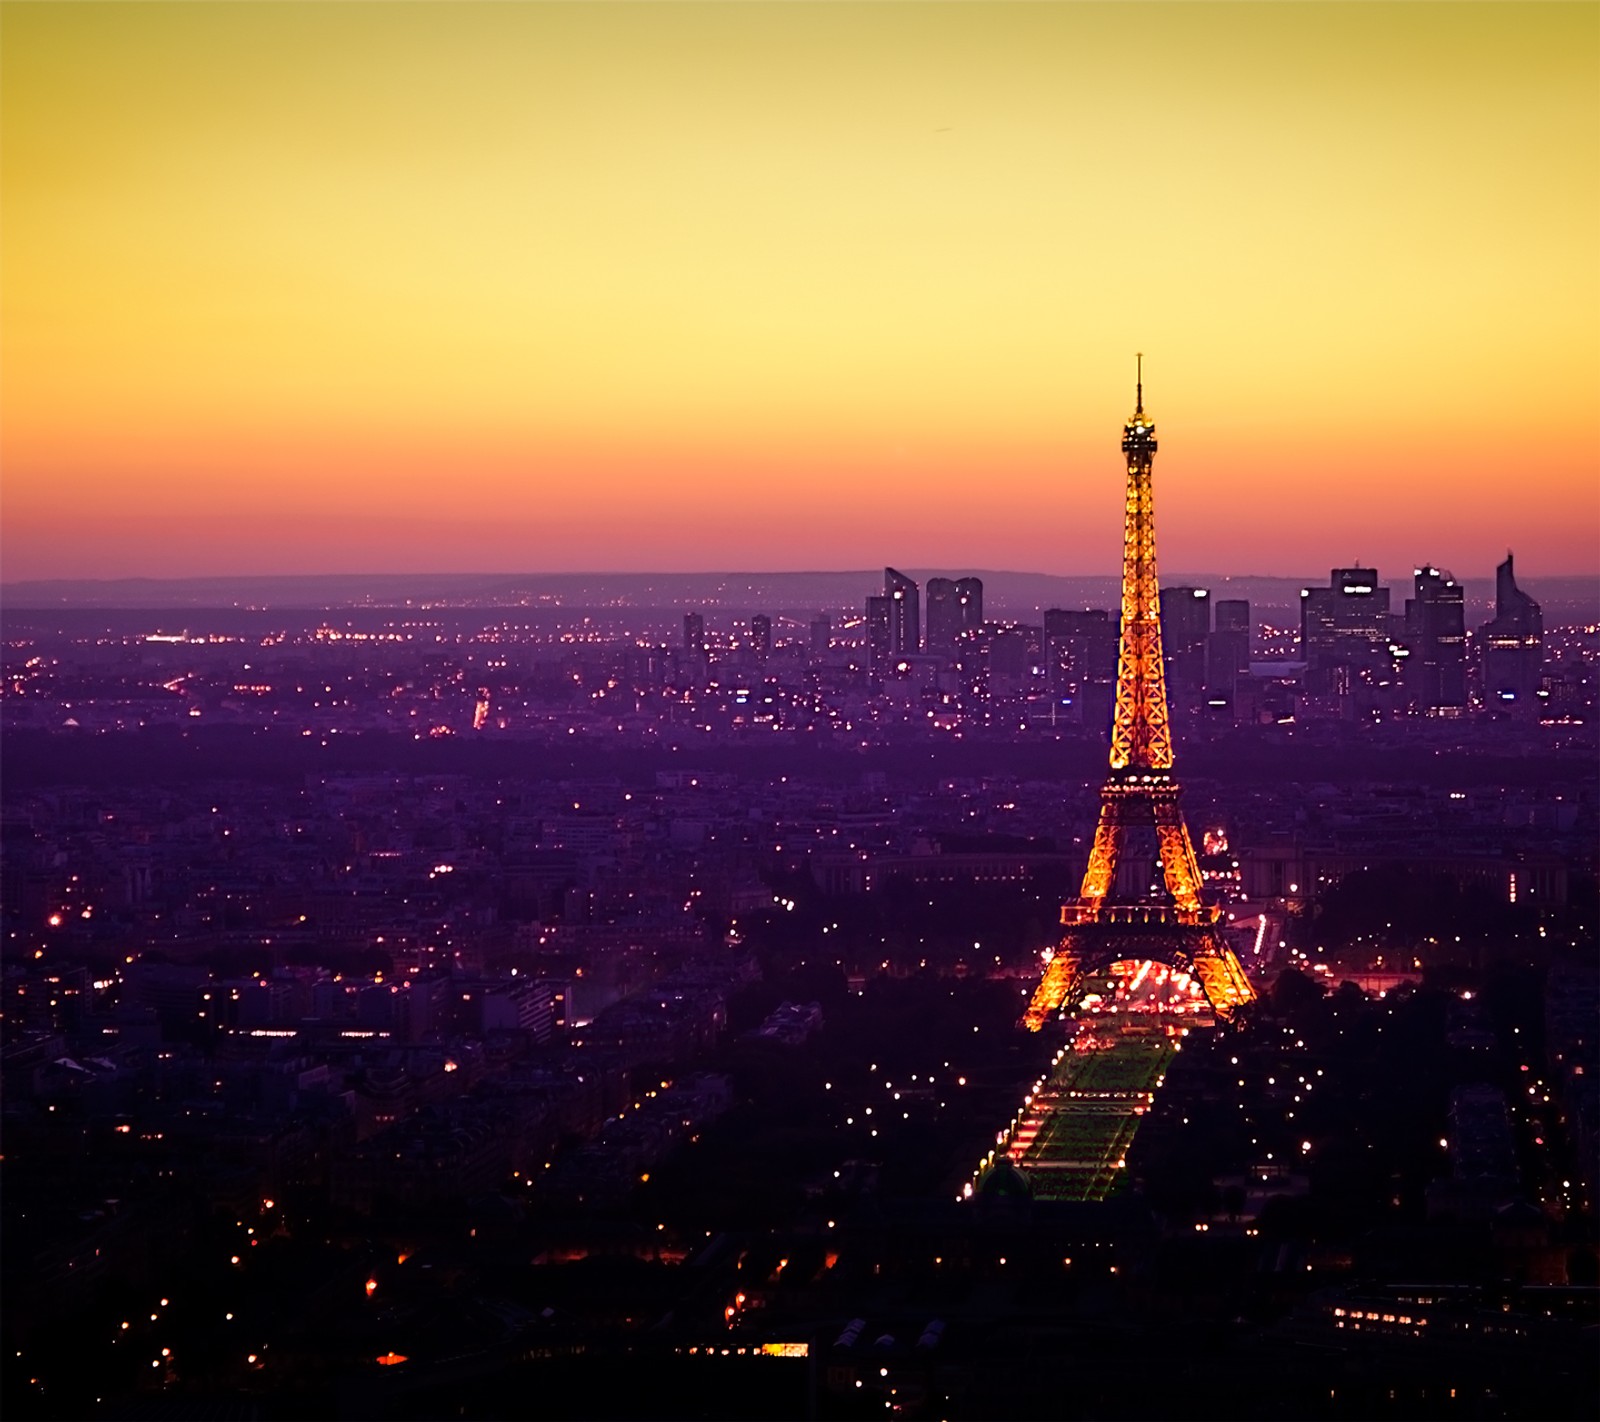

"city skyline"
[3,2,1597,582]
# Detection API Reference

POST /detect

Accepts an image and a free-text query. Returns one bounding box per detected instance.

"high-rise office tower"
[1043,607,1118,726]
[1159,585,1210,693]
[980,622,1040,679]
[925,576,984,655]
[1405,566,1466,710]
[1479,553,1543,709]
[1300,567,1393,686]
[809,613,832,658]
[885,568,920,656]
[865,596,893,680]
[926,578,957,653]
[749,614,772,663]
[1214,598,1250,635]
[1206,598,1250,693]
[683,612,706,655]
[959,578,983,641]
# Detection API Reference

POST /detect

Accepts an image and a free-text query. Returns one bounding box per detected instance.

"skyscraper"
[1214,598,1250,636]
[683,612,706,655]
[1479,553,1544,709]
[884,568,920,656]
[749,614,771,663]
[1300,567,1393,688]
[865,596,892,681]
[925,576,983,655]
[1043,607,1117,727]
[1159,585,1210,694]
[809,613,832,659]
[1206,598,1250,695]
[1405,566,1466,710]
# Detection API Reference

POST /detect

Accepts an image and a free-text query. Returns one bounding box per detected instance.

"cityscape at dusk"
[3,3,1598,1421]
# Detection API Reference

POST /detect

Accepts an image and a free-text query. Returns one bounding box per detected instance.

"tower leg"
[1190,935,1256,1019]
[1152,795,1206,915]
[1079,798,1126,909]
[1023,946,1081,1031]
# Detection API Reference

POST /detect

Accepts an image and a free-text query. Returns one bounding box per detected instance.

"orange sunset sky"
[3,1,1597,584]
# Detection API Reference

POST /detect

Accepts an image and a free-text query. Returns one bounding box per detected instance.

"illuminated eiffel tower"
[1025,360,1255,1029]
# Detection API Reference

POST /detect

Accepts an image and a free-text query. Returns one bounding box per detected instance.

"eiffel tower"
[1025,360,1255,1029]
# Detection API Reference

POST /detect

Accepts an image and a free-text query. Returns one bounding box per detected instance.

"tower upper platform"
[1121,354,1158,460]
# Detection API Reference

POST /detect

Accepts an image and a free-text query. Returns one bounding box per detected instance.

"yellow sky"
[3,1,1597,580]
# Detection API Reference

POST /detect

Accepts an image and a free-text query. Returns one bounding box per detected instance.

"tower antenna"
[1135,353,1143,414]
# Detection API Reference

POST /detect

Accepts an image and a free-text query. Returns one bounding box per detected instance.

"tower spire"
[1135,352,1143,414]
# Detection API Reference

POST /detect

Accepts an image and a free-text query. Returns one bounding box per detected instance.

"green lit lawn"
[1056,1034,1173,1096]
[1015,1025,1178,1201]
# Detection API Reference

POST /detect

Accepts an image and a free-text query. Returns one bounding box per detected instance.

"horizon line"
[8,564,1592,591]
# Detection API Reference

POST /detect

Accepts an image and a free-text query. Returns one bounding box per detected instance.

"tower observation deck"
[1025,361,1255,1028]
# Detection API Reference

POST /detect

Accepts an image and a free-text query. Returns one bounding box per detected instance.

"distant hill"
[3,569,1594,621]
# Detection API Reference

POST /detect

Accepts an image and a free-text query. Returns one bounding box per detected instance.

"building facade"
[885,568,920,657]
[925,576,983,655]
[1478,553,1543,710]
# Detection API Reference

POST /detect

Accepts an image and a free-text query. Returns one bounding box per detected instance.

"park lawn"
[1015,1025,1178,1200]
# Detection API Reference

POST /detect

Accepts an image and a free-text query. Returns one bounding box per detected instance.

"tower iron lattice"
[1025,360,1255,1029]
